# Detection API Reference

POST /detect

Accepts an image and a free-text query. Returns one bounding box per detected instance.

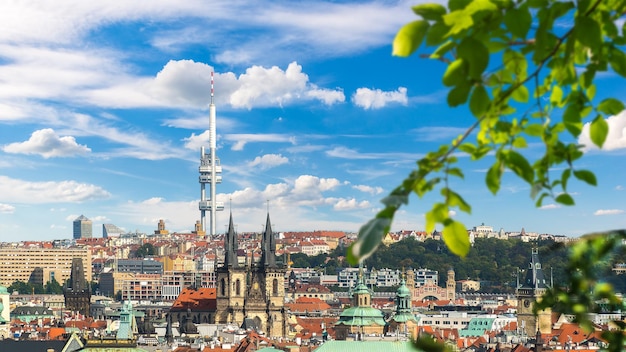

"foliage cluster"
[7,280,63,295]
[341,0,626,350]
[134,243,156,258]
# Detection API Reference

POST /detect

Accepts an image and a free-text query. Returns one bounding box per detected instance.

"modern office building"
[115,259,163,275]
[73,215,93,239]
[0,247,92,287]
[102,223,124,238]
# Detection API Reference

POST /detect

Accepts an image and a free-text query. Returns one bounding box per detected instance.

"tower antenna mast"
[199,70,224,237]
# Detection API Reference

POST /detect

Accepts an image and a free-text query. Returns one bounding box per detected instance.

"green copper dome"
[0,285,7,294]
[396,279,410,297]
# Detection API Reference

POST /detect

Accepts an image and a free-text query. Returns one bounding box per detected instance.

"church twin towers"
[215,212,287,337]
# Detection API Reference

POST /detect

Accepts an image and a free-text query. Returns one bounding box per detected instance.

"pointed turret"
[520,248,549,290]
[224,212,238,267]
[261,212,277,268]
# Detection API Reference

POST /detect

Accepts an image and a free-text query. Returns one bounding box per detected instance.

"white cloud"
[540,204,561,210]
[2,128,90,158]
[593,209,624,216]
[224,134,296,151]
[0,175,110,203]
[333,198,370,211]
[616,185,624,191]
[150,59,216,107]
[411,126,468,142]
[248,154,289,170]
[183,130,212,151]
[306,88,345,105]
[226,62,344,108]
[352,87,408,109]
[579,110,626,151]
[353,184,384,195]
[0,203,15,214]
[293,175,342,195]
[326,146,421,161]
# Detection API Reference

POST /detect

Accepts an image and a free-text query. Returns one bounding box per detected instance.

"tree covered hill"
[293,237,626,294]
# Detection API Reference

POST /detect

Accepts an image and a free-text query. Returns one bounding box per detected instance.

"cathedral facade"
[215,212,287,337]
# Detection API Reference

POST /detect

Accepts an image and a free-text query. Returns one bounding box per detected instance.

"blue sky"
[0,0,625,241]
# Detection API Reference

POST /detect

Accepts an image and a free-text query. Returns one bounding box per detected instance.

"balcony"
[198,201,225,211]
[199,174,223,183]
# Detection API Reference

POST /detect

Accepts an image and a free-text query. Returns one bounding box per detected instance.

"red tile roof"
[170,287,217,312]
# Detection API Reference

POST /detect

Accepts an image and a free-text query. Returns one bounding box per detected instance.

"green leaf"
[502,150,534,183]
[550,85,563,106]
[610,47,626,77]
[442,220,470,257]
[447,167,465,179]
[525,124,543,136]
[348,217,392,264]
[426,22,450,46]
[561,169,571,190]
[425,203,447,233]
[555,193,575,206]
[576,16,602,51]
[392,20,430,57]
[457,37,489,80]
[443,188,472,213]
[448,0,472,11]
[511,85,529,103]
[431,40,455,59]
[589,116,609,148]
[597,98,625,115]
[512,136,527,148]
[486,162,502,194]
[504,6,531,38]
[447,81,471,106]
[443,58,466,87]
[443,10,473,35]
[380,194,409,208]
[412,3,447,20]
[469,85,490,117]
[563,104,582,137]
[573,169,597,186]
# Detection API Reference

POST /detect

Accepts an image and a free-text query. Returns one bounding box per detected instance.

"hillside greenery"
[292,237,626,293]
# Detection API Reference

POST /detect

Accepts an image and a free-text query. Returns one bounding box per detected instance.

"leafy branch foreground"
[346,0,626,350]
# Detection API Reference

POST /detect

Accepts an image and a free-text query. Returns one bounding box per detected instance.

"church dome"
[396,279,411,297]
[0,285,7,294]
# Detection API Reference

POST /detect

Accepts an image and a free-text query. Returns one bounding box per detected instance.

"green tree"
[135,243,156,258]
[44,280,63,294]
[345,0,626,350]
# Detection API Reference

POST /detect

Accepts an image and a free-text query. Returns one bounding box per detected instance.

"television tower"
[199,71,224,236]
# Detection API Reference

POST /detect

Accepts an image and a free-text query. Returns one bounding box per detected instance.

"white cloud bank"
[352,184,384,195]
[0,176,110,203]
[579,110,626,151]
[0,203,15,214]
[149,60,345,110]
[352,87,408,109]
[593,209,624,216]
[2,128,90,158]
[248,154,289,170]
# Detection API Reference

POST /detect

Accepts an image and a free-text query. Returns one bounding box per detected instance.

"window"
[236,279,241,296]
[220,278,226,296]
[272,279,278,296]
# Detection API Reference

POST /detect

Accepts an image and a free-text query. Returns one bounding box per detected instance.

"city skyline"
[1,1,625,241]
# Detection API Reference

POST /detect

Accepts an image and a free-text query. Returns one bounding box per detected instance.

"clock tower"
[516,248,552,337]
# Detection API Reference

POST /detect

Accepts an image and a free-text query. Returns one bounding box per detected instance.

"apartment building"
[120,274,162,301]
[0,247,91,287]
